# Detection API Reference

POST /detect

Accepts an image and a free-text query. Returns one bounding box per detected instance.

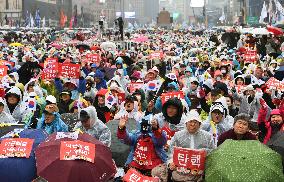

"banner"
[244,50,257,63]
[266,77,284,91]
[149,51,164,60]
[59,63,80,79]
[161,91,184,105]
[128,82,144,93]
[123,168,159,182]
[0,65,8,77]
[85,54,101,64]
[0,60,15,67]
[173,147,206,174]
[42,62,58,79]
[60,140,96,163]
[0,138,34,158]
[161,126,176,142]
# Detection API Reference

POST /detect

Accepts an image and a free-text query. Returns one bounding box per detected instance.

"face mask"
[221,69,227,74]
[216,76,222,81]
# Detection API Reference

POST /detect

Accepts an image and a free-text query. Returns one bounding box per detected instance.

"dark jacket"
[217,129,256,146]
[58,99,74,114]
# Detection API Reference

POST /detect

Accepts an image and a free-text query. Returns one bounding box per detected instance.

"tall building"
[0,0,22,26]
[22,0,72,27]
[144,0,159,23]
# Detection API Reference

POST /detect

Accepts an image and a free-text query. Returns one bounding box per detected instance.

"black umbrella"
[267,131,284,172]
[267,131,284,154]
[75,44,90,50]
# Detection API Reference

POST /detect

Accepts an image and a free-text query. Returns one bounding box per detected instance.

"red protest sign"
[133,140,153,165]
[117,92,125,105]
[243,50,257,63]
[45,57,58,64]
[173,147,206,173]
[128,82,144,93]
[60,140,96,163]
[0,65,8,77]
[266,77,284,91]
[42,62,58,79]
[0,138,34,158]
[0,60,15,67]
[123,168,159,182]
[161,91,184,105]
[86,54,101,64]
[149,51,164,60]
[161,126,176,141]
[59,63,80,79]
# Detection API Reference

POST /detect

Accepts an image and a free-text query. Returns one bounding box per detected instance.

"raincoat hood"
[162,98,183,125]
[79,106,98,127]
[5,86,22,102]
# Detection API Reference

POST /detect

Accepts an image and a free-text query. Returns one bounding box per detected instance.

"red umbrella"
[267,25,283,36]
[35,133,116,182]
[49,43,62,49]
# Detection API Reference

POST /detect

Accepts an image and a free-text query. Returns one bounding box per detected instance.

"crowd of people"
[0,26,284,181]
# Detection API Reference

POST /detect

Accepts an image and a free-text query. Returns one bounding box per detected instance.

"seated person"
[74,106,111,147]
[152,110,215,182]
[37,104,68,134]
[117,114,167,176]
[217,113,257,146]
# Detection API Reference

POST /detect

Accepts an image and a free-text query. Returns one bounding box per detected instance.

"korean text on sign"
[60,140,96,163]
[161,91,184,105]
[86,54,100,64]
[42,62,58,79]
[0,65,8,77]
[0,138,34,158]
[60,63,80,79]
[173,147,206,172]
[123,168,159,182]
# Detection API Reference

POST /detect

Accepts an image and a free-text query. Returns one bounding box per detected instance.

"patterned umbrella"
[205,140,284,182]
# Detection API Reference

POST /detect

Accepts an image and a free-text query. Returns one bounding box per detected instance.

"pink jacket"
[257,101,284,144]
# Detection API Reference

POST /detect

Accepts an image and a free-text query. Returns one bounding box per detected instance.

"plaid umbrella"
[205,140,284,182]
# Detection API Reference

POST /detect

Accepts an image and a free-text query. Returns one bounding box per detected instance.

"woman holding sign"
[152,110,215,182]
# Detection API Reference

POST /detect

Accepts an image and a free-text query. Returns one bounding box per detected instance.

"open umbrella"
[251,28,270,35]
[267,25,284,36]
[100,41,116,51]
[205,140,284,182]
[49,43,62,49]
[0,129,48,182]
[267,131,284,171]
[35,133,116,182]
[9,42,23,47]
[106,119,137,167]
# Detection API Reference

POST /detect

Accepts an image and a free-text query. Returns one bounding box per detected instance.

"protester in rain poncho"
[37,104,68,134]
[74,106,111,147]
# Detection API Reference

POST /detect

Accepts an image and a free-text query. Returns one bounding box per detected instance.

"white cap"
[152,66,159,73]
[186,110,202,123]
[246,84,254,91]
[46,95,57,104]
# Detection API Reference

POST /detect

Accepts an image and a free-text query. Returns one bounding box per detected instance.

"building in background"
[22,0,72,27]
[144,0,159,24]
[0,0,22,26]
